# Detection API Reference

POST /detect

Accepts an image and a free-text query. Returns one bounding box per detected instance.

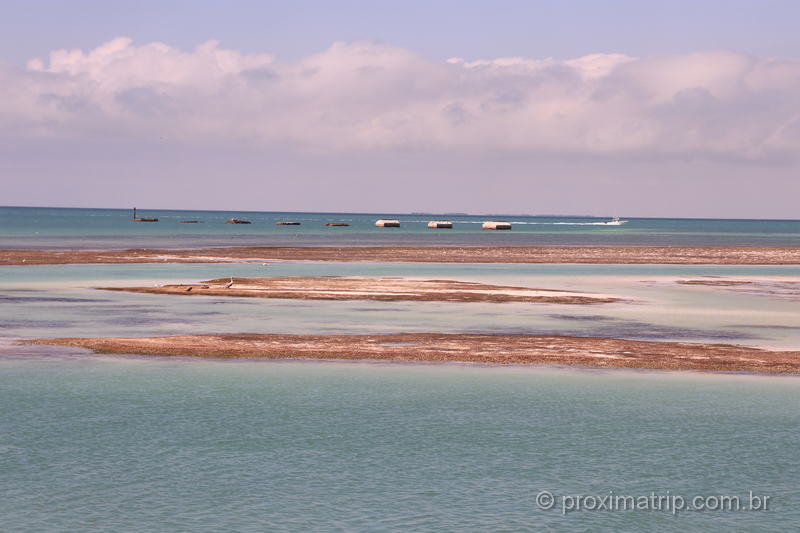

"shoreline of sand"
[3,245,800,265]
[28,333,800,374]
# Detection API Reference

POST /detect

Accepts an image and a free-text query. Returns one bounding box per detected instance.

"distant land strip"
[28,333,800,374]
[2,246,800,265]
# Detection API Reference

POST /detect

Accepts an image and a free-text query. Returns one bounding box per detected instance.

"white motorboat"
[600,216,628,226]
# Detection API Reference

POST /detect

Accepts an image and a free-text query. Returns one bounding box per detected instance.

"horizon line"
[1,204,799,222]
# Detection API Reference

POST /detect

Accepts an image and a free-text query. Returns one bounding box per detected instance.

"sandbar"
[2,246,800,265]
[99,276,619,304]
[28,333,800,374]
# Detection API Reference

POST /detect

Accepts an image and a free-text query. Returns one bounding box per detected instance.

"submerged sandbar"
[2,245,800,265]
[99,276,618,304]
[29,333,800,374]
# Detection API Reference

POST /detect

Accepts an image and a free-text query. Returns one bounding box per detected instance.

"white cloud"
[3,38,800,159]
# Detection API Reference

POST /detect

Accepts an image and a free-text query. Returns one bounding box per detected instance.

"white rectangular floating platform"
[375,219,401,227]
[427,220,453,229]
[482,221,512,230]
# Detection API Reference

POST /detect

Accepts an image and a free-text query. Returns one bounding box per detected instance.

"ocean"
[1,352,798,532]
[1,206,799,531]
[1,205,798,249]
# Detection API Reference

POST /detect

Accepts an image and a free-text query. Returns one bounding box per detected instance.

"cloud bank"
[3,38,800,159]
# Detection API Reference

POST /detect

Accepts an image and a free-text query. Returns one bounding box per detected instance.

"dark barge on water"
[132,208,158,222]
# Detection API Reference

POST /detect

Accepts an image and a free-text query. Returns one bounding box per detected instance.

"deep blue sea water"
[1,206,798,249]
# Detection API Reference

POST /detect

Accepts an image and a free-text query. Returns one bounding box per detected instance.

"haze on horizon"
[1,0,799,219]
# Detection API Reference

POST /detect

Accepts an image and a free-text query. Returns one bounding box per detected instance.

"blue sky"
[1,1,799,216]
[4,0,800,63]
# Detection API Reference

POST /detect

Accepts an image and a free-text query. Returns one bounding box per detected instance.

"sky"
[1,0,799,217]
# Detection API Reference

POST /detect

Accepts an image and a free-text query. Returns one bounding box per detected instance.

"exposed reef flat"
[676,277,800,300]
[28,333,800,374]
[676,279,754,286]
[98,276,618,304]
[2,246,800,265]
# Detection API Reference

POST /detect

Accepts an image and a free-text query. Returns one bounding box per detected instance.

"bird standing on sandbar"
[224,277,234,289]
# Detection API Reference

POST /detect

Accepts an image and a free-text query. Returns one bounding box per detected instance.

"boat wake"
[507,221,628,226]
[409,219,629,226]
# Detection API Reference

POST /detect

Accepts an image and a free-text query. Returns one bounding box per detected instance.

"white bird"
[224,277,234,289]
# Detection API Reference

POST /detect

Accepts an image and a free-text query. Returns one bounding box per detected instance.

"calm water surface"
[1,353,798,532]
[2,206,798,248]
[2,209,799,531]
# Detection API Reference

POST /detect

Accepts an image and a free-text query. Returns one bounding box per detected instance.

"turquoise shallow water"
[1,206,798,248]
[2,262,799,349]
[2,211,799,531]
[1,353,798,532]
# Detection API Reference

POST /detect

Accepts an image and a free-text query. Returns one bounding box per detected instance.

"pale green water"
[2,260,799,531]
[1,353,798,532]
